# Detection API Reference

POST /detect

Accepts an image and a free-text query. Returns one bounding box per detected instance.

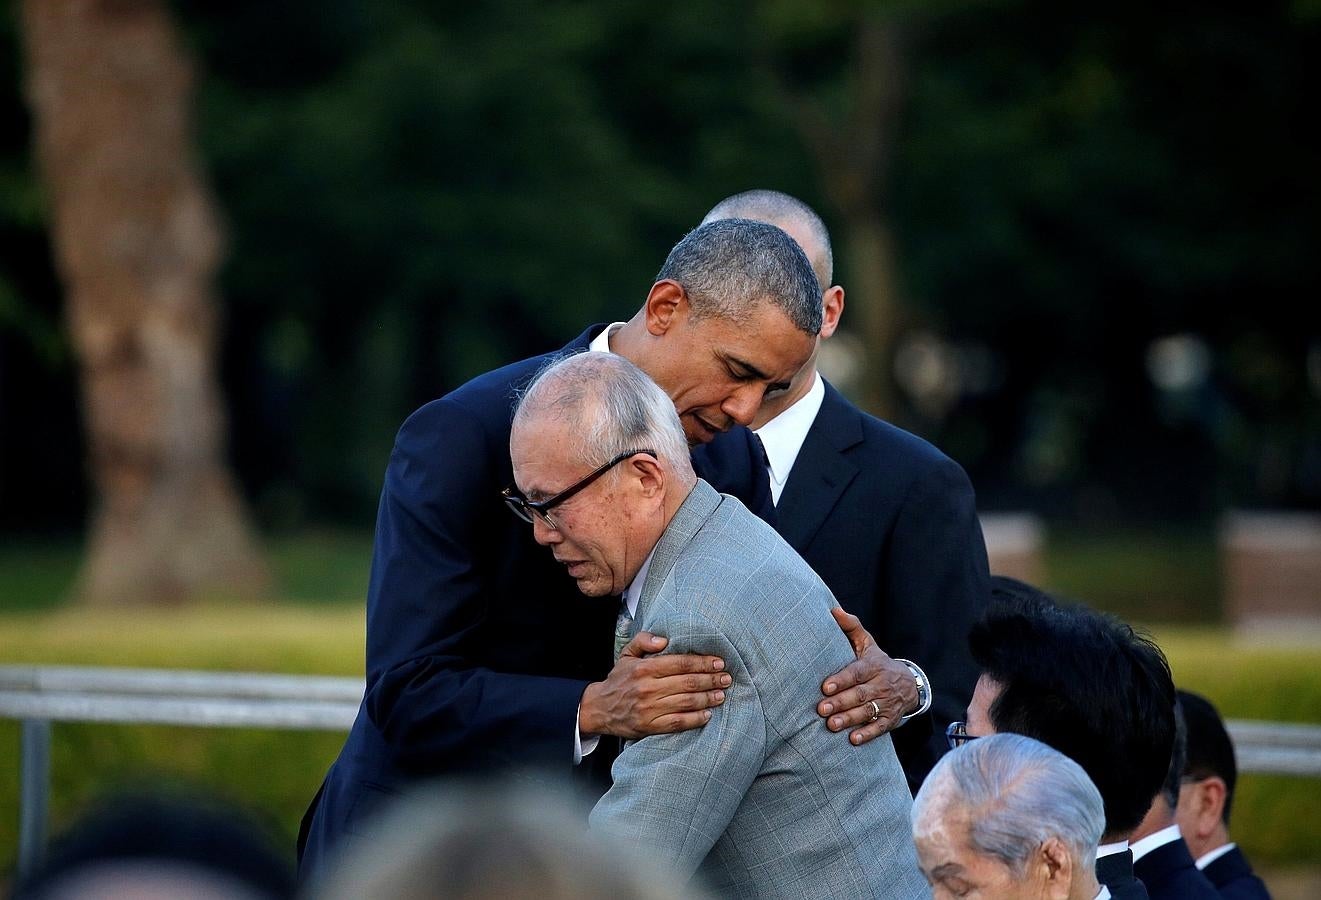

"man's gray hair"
[912,733,1105,876]
[514,352,693,481]
[655,218,822,335]
[701,189,835,287]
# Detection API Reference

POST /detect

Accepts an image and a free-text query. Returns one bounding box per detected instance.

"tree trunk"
[770,17,908,421]
[21,0,269,606]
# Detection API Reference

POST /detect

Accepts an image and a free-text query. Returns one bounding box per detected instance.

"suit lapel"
[633,480,721,625]
[775,382,863,553]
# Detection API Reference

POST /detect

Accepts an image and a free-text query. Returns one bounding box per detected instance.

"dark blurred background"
[1,0,1318,582]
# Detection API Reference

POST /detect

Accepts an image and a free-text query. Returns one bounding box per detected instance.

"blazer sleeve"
[362,397,589,769]
[882,453,990,730]
[589,624,765,875]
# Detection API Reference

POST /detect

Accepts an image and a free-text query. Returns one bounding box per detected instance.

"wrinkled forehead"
[510,408,577,468]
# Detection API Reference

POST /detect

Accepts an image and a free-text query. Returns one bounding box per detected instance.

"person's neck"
[1071,871,1102,900]
[1130,803,1174,843]
[1185,824,1231,862]
[607,315,649,366]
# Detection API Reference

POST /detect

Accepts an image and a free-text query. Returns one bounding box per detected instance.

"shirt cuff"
[574,704,601,765]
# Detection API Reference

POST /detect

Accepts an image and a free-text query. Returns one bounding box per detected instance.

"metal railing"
[0,665,360,879]
[4,664,1321,878]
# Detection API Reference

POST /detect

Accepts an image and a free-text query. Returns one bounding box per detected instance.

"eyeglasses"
[946,721,980,750]
[502,449,657,530]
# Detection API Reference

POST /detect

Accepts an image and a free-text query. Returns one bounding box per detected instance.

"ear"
[1037,837,1073,900]
[819,285,845,339]
[643,280,688,336]
[1194,777,1228,838]
[628,452,666,501]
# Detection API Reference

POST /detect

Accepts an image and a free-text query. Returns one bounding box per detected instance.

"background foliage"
[1,0,1317,537]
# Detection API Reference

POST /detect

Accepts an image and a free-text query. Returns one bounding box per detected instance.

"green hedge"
[1,611,1319,875]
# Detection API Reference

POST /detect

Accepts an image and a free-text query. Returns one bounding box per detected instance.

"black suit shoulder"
[1202,847,1271,900]
[820,383,966,481]
[1133,840,1223,900]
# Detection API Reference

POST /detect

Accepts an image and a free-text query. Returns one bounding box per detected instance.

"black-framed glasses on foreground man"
[502,449,657,530]
[946,721,979,750]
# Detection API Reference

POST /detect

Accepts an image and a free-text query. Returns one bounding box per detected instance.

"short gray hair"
[912,733,1105,876]
[655,218,822,335]
[701,189,835,287]
[514,351,693,482]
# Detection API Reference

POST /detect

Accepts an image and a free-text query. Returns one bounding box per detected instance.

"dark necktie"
[612,596,633,663]
[747,430,777,525]
[689,426,776,527]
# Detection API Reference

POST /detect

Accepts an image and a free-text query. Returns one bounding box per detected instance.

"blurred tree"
[20,0,268,604]
[752,0,923,420]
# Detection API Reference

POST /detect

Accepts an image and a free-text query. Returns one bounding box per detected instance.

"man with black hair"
[1175,690,1272,900]
[1130,701,1221,899]
[957,576,1178,900]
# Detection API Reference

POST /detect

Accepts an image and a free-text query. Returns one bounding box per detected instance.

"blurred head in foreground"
[313,780,703,900]
[13,790,293,900]
[912,733,1105,900]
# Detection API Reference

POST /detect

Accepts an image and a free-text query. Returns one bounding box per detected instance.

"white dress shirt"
[588,321,625,354]
[754,373,826,505]
[1094,886,1112,900]
[1194,842,1237,870]
[1130,824,1182,862]
[1096,839,1131,861]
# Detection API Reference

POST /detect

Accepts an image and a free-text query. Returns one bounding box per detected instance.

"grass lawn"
[1,527,1318,876]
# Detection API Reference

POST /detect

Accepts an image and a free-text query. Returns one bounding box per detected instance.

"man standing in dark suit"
[298,219,918,882]
[957,577,1179,900]
[1175,691,1272,900]
[1131,702,1221,900]
[692,191,989,786]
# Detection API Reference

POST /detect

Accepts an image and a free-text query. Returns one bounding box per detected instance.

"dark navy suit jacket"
[1201,846,1270,900]
[692,380,989,789]
[1133,838,1223,900]
[298,327,618,879]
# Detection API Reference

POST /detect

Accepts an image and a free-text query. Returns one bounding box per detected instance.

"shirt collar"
[1130,824,1182,863]
[589,322,626,354]
[1095,840,1130,859]
[1194,842,1236,870]
[754,372,826,502]
[622,541,659,618]
[1094,886,1112,900]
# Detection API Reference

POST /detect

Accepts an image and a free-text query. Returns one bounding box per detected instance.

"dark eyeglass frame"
[946,720,979,750]
[502,448,657,530]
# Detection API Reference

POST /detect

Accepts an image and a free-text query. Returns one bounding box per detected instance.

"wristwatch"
[892,658,932,726]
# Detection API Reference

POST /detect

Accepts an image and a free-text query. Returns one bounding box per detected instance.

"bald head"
[702,190,834,288]
[514,352,693,480]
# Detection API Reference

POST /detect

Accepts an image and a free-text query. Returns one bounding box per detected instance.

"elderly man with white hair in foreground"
[912,733,1109,900]
[507,351,925,899]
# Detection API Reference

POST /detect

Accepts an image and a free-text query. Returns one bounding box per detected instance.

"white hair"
[912,733,1105,876]
[514,351,694,483]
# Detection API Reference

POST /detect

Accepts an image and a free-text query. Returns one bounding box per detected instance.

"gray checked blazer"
[589,480,928,899]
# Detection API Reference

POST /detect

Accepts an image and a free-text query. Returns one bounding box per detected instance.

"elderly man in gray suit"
[507,351,926,899]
